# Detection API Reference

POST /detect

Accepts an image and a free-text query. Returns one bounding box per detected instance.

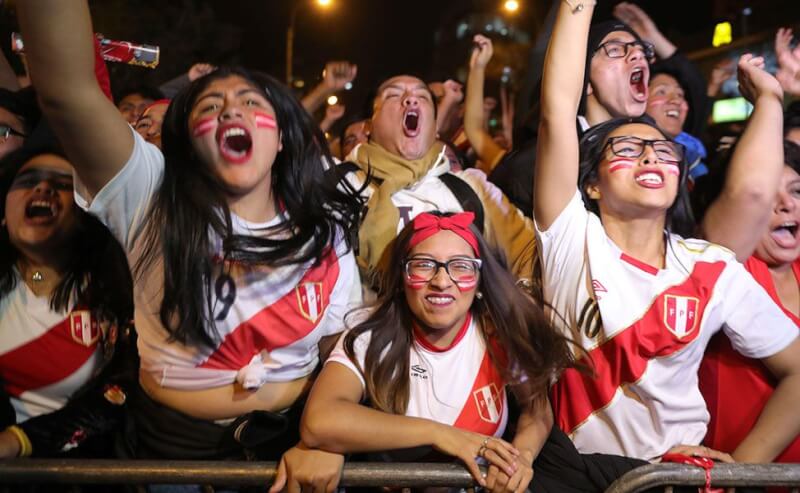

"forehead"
[345,120,368,136]
[607,122,667,140]
[599,30,638,45]
[649,73,681,89]
[199,75,262,96]
[18,153,73,175]
[119,93,152,106]
[378,76,429,95]
[409,229,475,257]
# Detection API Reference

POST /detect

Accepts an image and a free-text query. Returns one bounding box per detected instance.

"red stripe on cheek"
[254,112,277,130]
[191,117,216,138]
[608,158,635,173]
[665,163,680,176]
[455,276,478,292]
[405,275,428,290]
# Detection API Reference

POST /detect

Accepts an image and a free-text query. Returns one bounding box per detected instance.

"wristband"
[6,425,32,457]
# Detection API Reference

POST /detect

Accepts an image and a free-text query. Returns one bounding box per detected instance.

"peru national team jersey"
[327,314,508,438]
[535,191,797,461]
[74,128,362,391]
[0,279,103,422]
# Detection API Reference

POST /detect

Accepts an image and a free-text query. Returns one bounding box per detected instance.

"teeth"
[636,172,663,184]
[223,127,246,138]
[631,70,643,83]
[666,110,679,117]
[782,222,798,228]
[426,296,452,305]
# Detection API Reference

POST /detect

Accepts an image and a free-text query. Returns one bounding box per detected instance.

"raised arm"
[465,35,506,174]
[701,55,784,261]
[533,0,595,230]
[613,2,675,60]
[301,61,356,114]
[17,0,134,196]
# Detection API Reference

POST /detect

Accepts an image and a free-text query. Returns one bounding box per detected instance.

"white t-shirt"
[74,129,362,390]
[0,278,103,421]
[327,313,508,437]
[535,191,798,460]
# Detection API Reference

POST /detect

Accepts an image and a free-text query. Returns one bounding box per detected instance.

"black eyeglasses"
[404,257,482,285]
[594,40,655,62]
[0,124,26,141]
[604,136,684,165]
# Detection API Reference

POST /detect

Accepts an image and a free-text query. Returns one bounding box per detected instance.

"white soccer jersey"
[535,191,798,461]
[0,279,103,422]
[74,129,362,391]
[327,314,508,437]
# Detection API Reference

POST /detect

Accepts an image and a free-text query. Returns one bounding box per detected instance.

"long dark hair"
[0,146,133,324]
[343,212,575,413]
[136,67,364,347]
[578,116,695,237]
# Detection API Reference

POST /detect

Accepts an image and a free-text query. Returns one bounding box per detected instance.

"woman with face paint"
[17,0,364,468]
[0,146,135,459]
[535,0,800,464]
[294,212,574,493]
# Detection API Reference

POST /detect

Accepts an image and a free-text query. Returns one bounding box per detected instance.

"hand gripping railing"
[604,463,800,493]
[0,459,478,488]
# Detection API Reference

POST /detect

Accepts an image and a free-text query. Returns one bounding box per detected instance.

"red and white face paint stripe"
[454,276,478,292]
[254,112,277,130]
[192,117,216,138]
[664,163,680,176]
[405,274,429,290]
[608,158,635,174]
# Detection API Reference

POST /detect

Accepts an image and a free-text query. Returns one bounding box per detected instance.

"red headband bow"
[407,212,479,257]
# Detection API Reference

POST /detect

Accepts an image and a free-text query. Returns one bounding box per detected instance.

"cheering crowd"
[2,0,800,492]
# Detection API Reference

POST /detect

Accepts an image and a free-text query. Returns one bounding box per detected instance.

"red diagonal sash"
[552,261,725,434]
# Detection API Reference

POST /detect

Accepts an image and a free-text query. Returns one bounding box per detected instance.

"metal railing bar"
[0,460,478,487]
[605,464,800,493]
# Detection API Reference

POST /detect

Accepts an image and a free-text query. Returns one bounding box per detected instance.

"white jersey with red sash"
[327,313,508,437]
[0,278,103,422]
[535,191,797,460]
[74,128,362,391]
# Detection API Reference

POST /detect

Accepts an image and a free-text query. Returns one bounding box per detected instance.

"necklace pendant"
[31,271,44,282]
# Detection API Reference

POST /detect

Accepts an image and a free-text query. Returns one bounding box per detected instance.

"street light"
[286,0,334,84]
[503,0,519,13]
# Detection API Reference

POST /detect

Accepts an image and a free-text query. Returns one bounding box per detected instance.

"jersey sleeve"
[534,190,590,293]
[326,329,371,390]
[719,261,799,359]
[73,127,165,251]
[319,238,363,339]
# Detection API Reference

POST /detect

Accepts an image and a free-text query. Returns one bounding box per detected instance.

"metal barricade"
[0,459,478,488]
[604,463,800,493]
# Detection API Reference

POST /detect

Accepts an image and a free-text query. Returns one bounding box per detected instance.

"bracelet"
[564,0,596,13]
[6,425,32,457]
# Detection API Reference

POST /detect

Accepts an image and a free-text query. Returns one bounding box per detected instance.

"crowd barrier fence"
[2,459,800,492]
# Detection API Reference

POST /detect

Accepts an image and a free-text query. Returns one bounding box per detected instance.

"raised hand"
[707,58,736,97]
[442,79,464,105]
[269,443,345,493]
[613,2,659,42]
[432,424,520,487]
[188,63,216,81]
[775,28,800,96]
[737,53,783,104]
[322,61,357,92]
[470,34,494,70]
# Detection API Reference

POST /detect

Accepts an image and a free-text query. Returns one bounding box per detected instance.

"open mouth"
[630,68,647,102]
[665,109,680,119]
[403,110,420,137]
[425,294,454,306]
[771,221,799,248]
[24,198,58,223]
[634,169,665,188]
[216,125,253,164]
